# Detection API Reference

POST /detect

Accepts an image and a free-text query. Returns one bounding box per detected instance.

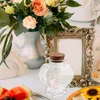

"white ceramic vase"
[18,31,45,69]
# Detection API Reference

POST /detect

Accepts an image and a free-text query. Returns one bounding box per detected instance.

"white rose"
[23,16,37,29]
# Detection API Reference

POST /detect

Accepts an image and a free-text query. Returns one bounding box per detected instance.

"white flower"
[23,16,37,29]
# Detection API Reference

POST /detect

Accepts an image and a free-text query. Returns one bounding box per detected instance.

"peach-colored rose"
[23,16,37,29]
[32,0,48,16]
[0,3,3,7]
[11,0,23,3]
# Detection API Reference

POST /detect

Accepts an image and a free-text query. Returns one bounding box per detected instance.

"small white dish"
[66,0,95,22]
[69,14,98,22]
[31,93,50,100]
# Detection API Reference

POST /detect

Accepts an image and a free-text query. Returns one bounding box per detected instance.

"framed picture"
[46,28,95,87]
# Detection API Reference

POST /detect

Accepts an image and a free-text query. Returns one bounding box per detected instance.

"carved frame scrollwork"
[45,27,95,87]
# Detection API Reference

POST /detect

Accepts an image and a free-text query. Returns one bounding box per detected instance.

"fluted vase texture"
[18,31,45,69]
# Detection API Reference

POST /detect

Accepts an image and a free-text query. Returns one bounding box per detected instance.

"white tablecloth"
[0,20,95,100]
[0,69,80,100]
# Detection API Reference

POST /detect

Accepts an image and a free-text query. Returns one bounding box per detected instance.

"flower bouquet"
[0,0,80,65]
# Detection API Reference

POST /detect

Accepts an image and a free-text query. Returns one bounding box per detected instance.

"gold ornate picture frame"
[46,28,95,87]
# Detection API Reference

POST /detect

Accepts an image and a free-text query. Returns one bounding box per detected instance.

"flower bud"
[5,5,14,14]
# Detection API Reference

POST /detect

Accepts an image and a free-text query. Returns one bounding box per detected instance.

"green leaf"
[50,7,58,15]
[63,12,74,19]
[57,7,66,19]
[0,27,8,38]
[66,0,81,7]
[2,22,16,58]
[61,21,72,29]
[3,60,9,68]
[0,22,17,67]
[9,16,17,27]
[0,7,10,28]
[16,0,24,10]
[1,35,13,67]
[39,26,45,39]
[2,35,9,56]
[0,59,9,68]
[0,34,6,44]
[44,16,56,26]
[0,0,4,1]
[56,22,64,32]
[3,35,13,60]
[26,0,31,5]
[60,0,64,2]
[0,0,5,2]
[60,7,66,12]
[46,25,56,37]
[14,22,27,36]
[58,11,74,20]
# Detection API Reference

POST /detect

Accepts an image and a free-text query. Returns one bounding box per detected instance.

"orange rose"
[23,16,37,29]
[32,0,48,16]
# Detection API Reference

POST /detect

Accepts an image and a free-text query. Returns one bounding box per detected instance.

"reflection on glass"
[39,53,74,99]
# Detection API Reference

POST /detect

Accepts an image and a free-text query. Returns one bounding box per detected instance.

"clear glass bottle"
[39,52,74,96]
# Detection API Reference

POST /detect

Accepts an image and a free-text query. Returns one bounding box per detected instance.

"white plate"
[31,93,50,100]
[69,14,98,22]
